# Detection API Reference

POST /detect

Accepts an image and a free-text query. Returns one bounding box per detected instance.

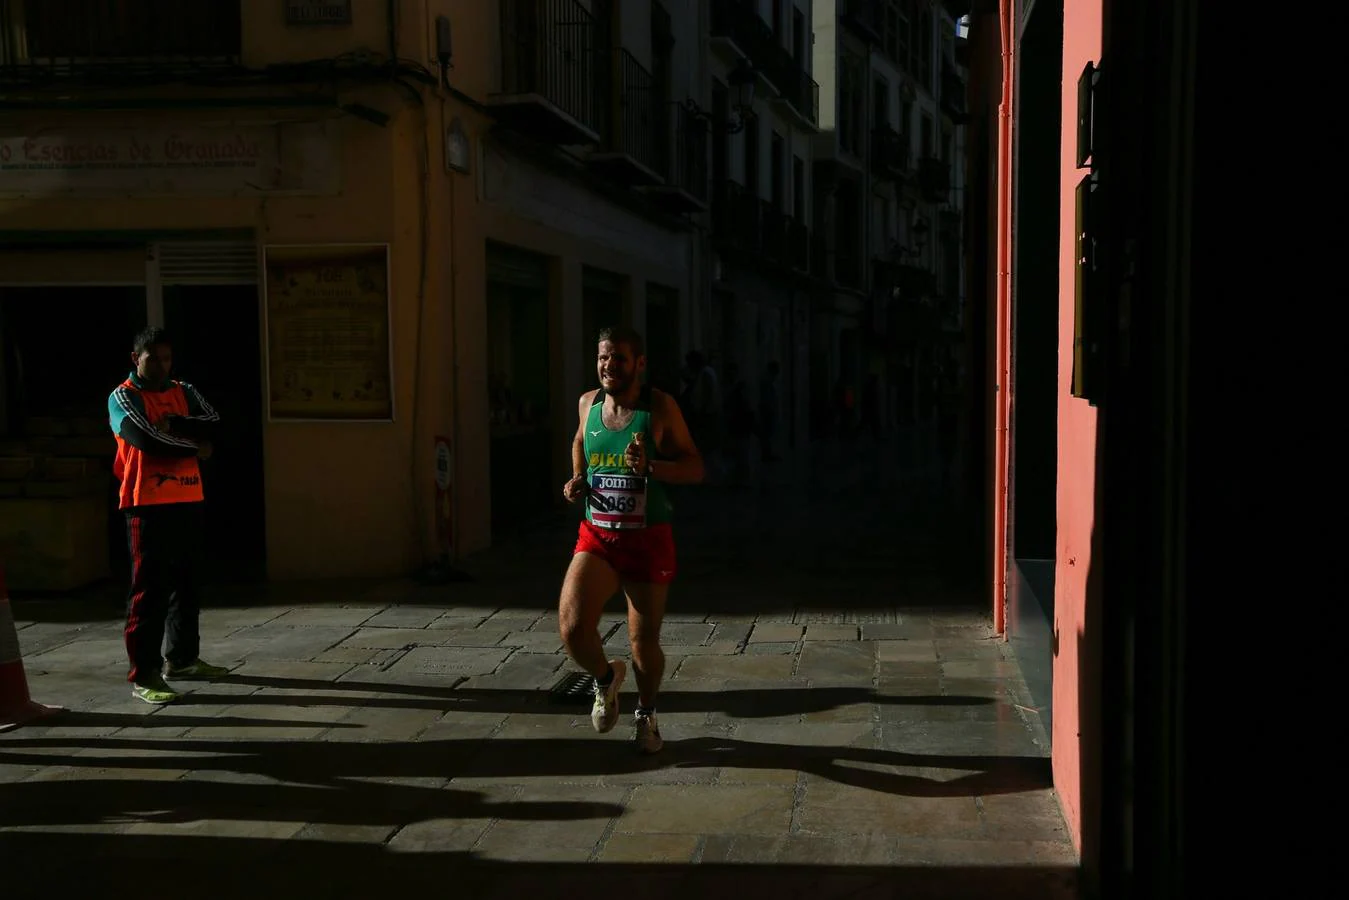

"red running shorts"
[574,520,677,584]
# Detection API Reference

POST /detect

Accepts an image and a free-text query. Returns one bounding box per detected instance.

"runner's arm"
[649,391,705,485]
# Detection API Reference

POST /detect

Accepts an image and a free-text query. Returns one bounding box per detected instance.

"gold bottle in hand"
[628,431,646,475]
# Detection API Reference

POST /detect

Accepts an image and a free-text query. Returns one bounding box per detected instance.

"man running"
[109,326,229,704]
[559,326,704,753]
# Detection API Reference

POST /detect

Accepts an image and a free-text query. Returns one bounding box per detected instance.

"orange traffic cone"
[0,563,61,732]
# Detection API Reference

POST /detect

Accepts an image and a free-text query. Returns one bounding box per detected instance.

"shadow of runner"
[0,734,1050,800]
[174,676,998,719]
[0,776,622,829]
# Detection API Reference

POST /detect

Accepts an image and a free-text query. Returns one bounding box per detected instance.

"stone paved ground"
[1,434,1077,899]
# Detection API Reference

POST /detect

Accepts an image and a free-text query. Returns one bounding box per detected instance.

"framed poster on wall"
[262,244,394,421]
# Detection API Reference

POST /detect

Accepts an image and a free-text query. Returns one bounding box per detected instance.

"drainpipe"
[992,0,1014,635]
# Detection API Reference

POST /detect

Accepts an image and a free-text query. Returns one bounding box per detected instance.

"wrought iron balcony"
[766,45,819,128]
[492,0,608,145]
[919,157,951,203]
[871,126,912,181]
[0,0,241,82]
[640,102,709,214]
[709,0,777,74]
[588,48,661,183]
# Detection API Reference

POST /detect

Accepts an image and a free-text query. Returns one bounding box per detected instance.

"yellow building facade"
[0,0,703,586]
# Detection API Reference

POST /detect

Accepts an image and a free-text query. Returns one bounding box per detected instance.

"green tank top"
[583,386,673,529]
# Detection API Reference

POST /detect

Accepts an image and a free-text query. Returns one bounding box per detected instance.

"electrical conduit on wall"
[993,0,1014,634]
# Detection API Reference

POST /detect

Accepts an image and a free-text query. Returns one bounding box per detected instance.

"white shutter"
[154,241,258,285]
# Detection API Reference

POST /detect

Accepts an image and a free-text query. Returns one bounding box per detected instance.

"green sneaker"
[164,659,230,679]
[132,677,180,705]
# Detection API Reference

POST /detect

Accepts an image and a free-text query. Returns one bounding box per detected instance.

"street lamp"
[728,57,757,119]
[682,57,758,134]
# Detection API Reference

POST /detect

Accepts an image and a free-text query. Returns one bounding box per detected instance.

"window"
[772,0,784,40]
[839,51,864,155]
[922,113,933,158]
[5,0,242,61]
[873,76,890,128]
[793,8,806,63]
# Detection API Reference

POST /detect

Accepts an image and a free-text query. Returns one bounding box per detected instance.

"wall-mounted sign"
[285,0,352,25]
[0,121,340,197]
[263,244,394,421]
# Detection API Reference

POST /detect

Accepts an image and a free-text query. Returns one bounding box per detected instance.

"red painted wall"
[970,0,1107,858]
[1052,0,1105,855]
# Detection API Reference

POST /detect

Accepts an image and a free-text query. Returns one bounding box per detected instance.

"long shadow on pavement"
[1,730,1050,802]
[185,676,999,719]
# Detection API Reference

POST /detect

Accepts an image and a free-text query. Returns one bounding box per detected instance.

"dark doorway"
[1007,0,1064,737]
[0,284,145,430]
[0,284,147,583]
[486,243,553,537]
[162,285,267,583]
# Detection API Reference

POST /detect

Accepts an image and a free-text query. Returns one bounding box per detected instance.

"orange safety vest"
[110,378,204,509]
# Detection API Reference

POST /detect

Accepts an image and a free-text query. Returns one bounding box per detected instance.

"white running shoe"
[590,659,627,733]
[634,710,664,754]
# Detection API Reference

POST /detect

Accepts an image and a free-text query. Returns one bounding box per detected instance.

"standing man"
[108,326,228,704]
[559,326,704,753]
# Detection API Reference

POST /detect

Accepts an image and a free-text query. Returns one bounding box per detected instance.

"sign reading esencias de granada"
[0,121,339,197]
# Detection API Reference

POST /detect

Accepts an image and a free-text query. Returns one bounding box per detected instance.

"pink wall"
[1052,0,1105,856]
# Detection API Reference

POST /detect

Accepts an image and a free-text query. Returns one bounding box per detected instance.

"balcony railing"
[610,48,659,174]
[765,45,819,127]
[871,126,911,180]
[1,0,241,78]
[709,0,777,74]
[499,0,607,139]
[666,103,708,200]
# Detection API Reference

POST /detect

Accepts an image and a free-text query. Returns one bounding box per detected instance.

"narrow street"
[1,435,1076,899]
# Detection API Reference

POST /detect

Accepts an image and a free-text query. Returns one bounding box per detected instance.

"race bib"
[588,472,647,529]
